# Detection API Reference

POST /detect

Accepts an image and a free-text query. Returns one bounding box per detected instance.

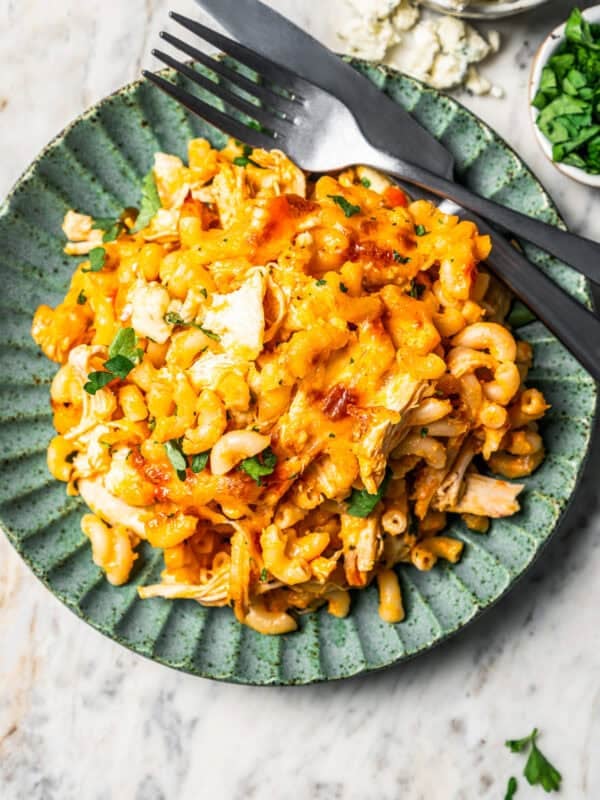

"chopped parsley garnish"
[109,327,143,364]
[506,728,561,793]
[131,170,162,233]
[93,216,126,243]
[164,439,187,481]
[414,224,428,236]
[239,447,277,485]
[84,247,106,273]
[199,287,208,299]
[392,250,410,264]
[506,730,540,753]
[315,278,327,286]
[328,194,361,218]
[339,282,349,293]
[328,432,336,438]
[163,312,220,341]
[233,144,262,168]
[233,155,262,167]
[507,301,536,328]
[92,217,115,230]
[531,9,600,174]
[190,451,210,473]
[420,427,429,437]
[360,177,371,188]
[164,311,187,326]
[504,777,518,800]
[83,370,114,395]
[83,327,142,394]
[104,354,136,379]
[346,468,392,518]
[77,290,87,305]
[408,279,425,299]
[565,7,600,49]
[259,567,268,582]
[197,326,220,341]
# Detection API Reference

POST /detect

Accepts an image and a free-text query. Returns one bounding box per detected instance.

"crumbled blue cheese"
[338,0,501,96]
[391,2,420,32]
[384,19,438,81]
[338,14,397,61]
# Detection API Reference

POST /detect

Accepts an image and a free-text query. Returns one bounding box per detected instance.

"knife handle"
[466,211,600,382]
[371,151,600,285]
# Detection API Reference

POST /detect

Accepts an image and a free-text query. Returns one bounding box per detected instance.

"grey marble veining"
[1,1,600,798]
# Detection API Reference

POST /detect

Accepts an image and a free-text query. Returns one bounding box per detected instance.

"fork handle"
[371,151,600,285]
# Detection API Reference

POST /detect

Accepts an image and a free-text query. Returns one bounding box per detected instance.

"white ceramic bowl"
[529,5,600,188]
[422,0,550,19]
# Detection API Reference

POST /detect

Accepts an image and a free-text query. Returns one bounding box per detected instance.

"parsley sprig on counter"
[532,8,600,173]
[505,728,562,793]
[504,776,518,800]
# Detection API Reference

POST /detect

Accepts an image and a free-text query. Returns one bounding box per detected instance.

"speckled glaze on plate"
[0,60,596,685]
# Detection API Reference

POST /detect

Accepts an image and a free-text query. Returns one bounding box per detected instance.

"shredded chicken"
[434,435,481,510]
[138,569,230,606]
[78,477,150,536]
[436,474,524,517]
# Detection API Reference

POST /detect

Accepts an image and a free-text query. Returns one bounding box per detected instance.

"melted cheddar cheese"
[32,138,548,633]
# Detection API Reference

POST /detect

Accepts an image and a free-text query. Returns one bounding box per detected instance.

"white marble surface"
[1,1,600,798]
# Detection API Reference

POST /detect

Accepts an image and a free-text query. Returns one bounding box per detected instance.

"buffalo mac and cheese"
[31,138,547,634]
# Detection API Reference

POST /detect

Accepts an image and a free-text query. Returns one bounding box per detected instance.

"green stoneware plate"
[0,60,596,685]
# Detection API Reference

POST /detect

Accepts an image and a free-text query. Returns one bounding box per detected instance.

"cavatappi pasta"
[32,138,549,634]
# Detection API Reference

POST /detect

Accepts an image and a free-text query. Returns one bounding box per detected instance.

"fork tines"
[142,12,305,151]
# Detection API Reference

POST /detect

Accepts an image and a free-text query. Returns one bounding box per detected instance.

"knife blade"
[193,0,455,179]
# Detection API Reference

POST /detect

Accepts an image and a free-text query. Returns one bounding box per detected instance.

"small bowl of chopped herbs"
[529,6,600,186]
